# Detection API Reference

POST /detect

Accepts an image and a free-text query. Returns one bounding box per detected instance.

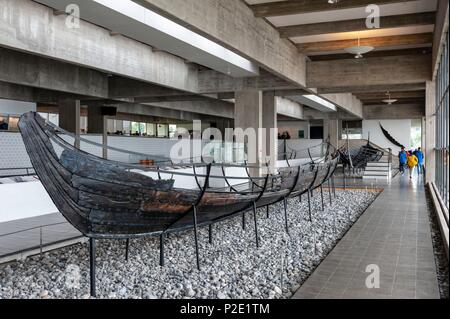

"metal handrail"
[0,167,36,178]
[0,219,82,259]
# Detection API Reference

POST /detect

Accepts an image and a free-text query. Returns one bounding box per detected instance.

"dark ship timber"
[18,112,339,296]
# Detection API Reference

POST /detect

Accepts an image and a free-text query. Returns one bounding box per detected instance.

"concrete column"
[425,81,436,184]
[262,91,278,171]
[234,90,278,175]
[324,118,339,149]
[215,119,232,140]
[88,106,108,159]
[59,99,80,148]
[87,106,105,134]
[235,90,263,176]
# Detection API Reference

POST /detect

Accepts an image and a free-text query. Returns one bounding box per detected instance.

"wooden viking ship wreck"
[18,112,340,297]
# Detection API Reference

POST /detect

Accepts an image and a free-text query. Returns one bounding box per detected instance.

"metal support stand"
[125,238,130,261]
[299,194,302,203]
[89,238,96,298]
[242,212,246,230]
[266,205,270,219]
[283,198,289,234]
[159,234,165,267]
[39,227,43,259]
[333,211,337,236]
[343,166,347,190]
[192,206,201,271]
[307,189,313,222]
[328,179,333,205]
[252,202,259,248]
[332,176,336,198]
[209,224,213,245]
[320,185,325,211]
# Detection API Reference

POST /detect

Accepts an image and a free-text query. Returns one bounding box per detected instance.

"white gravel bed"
[0,189,379,299]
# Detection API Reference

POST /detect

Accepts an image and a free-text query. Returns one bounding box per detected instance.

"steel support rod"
[266,205,270,219]
[242,212,246,230]
[252,202,259,248]
[192,206,201,271]
[332,176,337,198]
[283,198,289,234]
[208,224,213,245]
[89,238,96,298]
[328,179,333,205]
[39,227,43,258]
[159,234,165,267]
[343,166,346,190]
[299,194,302,203]
[125,239,130,261]
[307,189,313,222]
[320,185,325,211]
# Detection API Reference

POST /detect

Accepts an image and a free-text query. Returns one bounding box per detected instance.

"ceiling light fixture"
[344,34,374,59]
[328,0,339,4]
[382,91,398,105]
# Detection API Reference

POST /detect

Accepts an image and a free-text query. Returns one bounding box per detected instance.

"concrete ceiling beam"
[0,47,108,98]
[133,0,307,88]
[0,0,198,93]
[317,83,426,94]
[307,54,432,88]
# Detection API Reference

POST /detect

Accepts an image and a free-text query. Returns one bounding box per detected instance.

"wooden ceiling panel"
[278,12,435,38]
[297,33,433,53]
[250,0,419,17]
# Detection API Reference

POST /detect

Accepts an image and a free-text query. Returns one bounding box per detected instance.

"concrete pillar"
[59,98,80,148]
[234,90,278,175]
[262,91,278,171]
[211,119,228,140]
[87,106,105,134]
[88,106,108,159]
[235,90,263,176]
[425,81,436,184]
[421,117,426,150]
[324,118,339,149]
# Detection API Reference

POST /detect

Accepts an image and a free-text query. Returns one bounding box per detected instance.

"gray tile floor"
[293,173,441,299]
[0,213,81,258]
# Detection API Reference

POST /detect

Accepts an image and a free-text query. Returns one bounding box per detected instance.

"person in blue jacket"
[414,147,425,175]
[399,147,407,176]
